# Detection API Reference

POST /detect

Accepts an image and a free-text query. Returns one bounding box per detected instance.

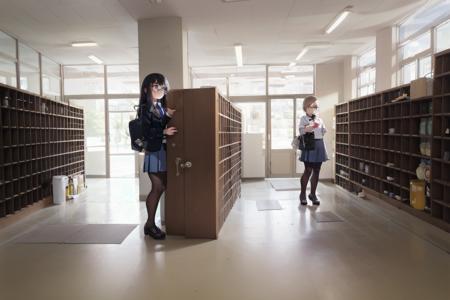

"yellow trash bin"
[410,180,426,210]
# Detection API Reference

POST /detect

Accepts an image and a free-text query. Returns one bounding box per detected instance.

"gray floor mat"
[256,200,283,211]
[269,179,301,191]
[312,212,344,223]
[14,224,137,244]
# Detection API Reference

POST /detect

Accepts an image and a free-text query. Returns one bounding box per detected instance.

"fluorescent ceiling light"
[295,48,309,61]
[288,62,296,67]
[234,44,243,67]
[325,6,352,34]
[88,55,103,64]
[71,42,98,47]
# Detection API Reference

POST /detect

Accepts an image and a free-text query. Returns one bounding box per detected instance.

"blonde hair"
[303,96,317,112]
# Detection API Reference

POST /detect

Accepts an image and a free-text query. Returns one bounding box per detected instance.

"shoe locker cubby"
[333,50,450,230]
[0,83,85,218]
[335,103,350,189]
[218,93,242,229]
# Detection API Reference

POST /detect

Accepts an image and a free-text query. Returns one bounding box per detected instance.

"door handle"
[176,158,193,176]
[182,161,192,168]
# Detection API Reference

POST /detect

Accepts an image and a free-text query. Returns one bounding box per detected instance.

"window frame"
[357,48,376,97]
[397,6,450,84]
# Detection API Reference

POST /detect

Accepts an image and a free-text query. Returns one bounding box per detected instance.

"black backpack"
[129,105,145,152]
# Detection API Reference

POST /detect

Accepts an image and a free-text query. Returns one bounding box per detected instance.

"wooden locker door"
[166,89,186,235]
[183,88,218,239]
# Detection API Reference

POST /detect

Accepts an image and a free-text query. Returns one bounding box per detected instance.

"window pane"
[437,20,450,52]
[64,65,105,95]
[19,43,39,68]
[419,56,432,78]
[271,99,294,150]
[369,69,376,82]
[69,99,106,176]
[0,56,17,87]
[360,70,370,86]
[295,98,306,138]
[108,98,138,112]
[359,86,368,97]
[235,102,266,149]
[229,66,266,96]
[399,0,450,41]
[0,31,16,59]
[268,65,314,95]
[359,49,376,68]
[20,64,40,94]
[402,32,431,59]
[192,77,227,96]
[402,61,417,84]
[19,43,40,94]
[42,56,61,101]
[107,65,139,94]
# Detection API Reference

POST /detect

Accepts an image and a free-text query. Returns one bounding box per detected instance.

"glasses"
[151,84,167,91]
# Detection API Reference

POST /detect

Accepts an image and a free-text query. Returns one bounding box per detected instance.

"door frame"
[230,94,311,178]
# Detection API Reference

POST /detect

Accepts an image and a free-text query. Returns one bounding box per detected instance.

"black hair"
[138,73,170,116]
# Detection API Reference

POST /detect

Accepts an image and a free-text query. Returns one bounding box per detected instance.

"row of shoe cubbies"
[335,49,450,230]
[218,93,242,229]
[0,83,85,218]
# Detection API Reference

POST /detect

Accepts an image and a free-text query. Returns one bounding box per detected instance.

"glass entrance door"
[235,101,266,178]
[69,99,107,177]
[108,99,136,177]
[269,98,305,177]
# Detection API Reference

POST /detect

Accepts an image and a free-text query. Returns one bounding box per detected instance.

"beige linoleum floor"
[0,178,449,300]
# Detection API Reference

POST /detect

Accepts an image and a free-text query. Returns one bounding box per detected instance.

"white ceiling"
[0,0,431,67]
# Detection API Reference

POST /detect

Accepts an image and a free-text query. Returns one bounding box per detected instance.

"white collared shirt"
[299,115,327,139]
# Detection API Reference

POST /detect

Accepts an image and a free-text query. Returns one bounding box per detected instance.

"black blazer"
[139,102,171,152]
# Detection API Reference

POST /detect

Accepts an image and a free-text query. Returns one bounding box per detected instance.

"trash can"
[52,176,68,205]
[410,180,426,210]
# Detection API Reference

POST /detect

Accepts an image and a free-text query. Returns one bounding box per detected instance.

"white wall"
[342,55,358,102]
[315,60,344,179]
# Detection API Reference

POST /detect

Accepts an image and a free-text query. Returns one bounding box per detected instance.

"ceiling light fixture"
[234,44,243,67]
[88,55,103,64]
[288,62,296,68]
[71,42,98,47]
[295,48,309,61]
[325,6,353,34]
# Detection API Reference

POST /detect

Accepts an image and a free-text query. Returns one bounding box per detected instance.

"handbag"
[129,105,145,152]
[300,133,315,151]
[292,133,315,151]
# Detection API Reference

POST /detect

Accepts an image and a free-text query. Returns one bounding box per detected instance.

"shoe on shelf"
[308,194,320,205]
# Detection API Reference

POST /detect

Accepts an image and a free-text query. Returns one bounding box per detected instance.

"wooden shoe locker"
[0,83,85,218]
[432,49,450,224]
[165,88,241,239]
[334,50,450,232]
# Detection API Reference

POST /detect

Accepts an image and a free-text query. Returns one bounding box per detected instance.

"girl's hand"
[166,108,176,117]
[164,127,178,136]
[304,125,314,132]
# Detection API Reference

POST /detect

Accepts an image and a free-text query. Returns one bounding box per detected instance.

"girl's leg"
[310,164,322,197]
[145,172,167,229]
[300,163,313,201]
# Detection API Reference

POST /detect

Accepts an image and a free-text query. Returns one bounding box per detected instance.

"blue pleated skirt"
[300,139,329,163]
[143,146,167,173]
